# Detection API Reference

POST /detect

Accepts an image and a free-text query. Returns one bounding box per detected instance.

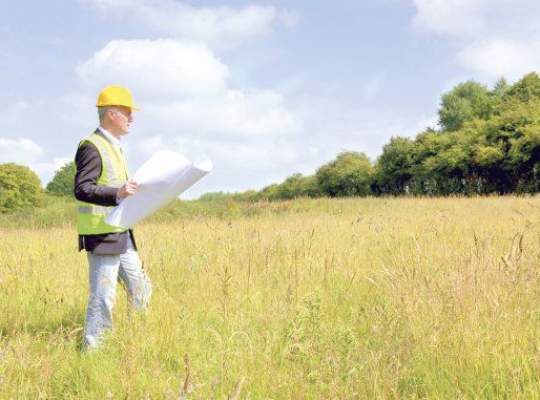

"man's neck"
[100,125,121,139]
[98,126,121,146]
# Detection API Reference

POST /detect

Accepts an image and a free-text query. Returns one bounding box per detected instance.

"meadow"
[2,196,540,399]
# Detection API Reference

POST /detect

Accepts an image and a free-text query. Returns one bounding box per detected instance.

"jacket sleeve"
[74,142,120,206]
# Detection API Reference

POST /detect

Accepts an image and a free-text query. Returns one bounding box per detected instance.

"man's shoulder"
[77,141,99,155]
[77,129,102,151]
[78,129,101,146]
[75,140,101,167]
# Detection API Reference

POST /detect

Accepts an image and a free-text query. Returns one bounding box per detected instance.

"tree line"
[0,162,75,213]
[202,72,540,201]
[3,72,540,212]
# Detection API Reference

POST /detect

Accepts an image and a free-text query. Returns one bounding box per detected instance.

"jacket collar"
[96,127,121,147]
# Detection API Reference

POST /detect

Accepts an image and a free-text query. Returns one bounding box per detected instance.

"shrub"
[316,152,373,197]
[46,161,76,196]
[0,163,44,213]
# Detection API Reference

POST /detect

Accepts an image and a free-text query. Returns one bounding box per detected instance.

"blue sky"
[2,0,539,198]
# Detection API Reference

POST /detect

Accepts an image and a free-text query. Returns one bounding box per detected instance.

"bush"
[46,161,76,196]
[316,152,373,197]
[0,163,44,213]
[198,191,231,201]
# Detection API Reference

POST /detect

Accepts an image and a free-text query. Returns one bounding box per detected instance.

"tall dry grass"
[2,196,540,398]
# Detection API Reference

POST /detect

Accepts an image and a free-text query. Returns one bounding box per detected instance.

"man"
[74,85,152,350]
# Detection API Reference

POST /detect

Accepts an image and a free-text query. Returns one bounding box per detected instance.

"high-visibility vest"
[77,131,129,235]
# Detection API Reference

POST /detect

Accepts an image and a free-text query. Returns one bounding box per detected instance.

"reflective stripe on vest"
[79,205,111,215]
[77,131,129,235]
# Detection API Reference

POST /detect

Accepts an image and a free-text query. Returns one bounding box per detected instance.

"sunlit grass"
[2,196,540,398]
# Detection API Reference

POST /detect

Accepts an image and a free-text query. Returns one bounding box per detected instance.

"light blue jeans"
[83,239,152,350]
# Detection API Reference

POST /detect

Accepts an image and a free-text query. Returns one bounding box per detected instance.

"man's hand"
[117,179,138,199]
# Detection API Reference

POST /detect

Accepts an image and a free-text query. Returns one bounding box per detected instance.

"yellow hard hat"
[96,85,140,111]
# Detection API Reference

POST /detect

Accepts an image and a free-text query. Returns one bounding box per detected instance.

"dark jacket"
[74,129,137,254]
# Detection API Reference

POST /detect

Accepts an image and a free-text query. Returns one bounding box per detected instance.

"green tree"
[408,130,451,194]
[489,78,511,112]
[46,162,76,196]
[259,184,281,201]
[316,152,373,197]
[478,98,540,192]
[422,141,472,194]
[0,163,44,213]
[274,173,304,199]
[492,78,511,98]
[271,173,321,200]
[374,136,416,195]
[438,81,495,132]
[506,72,540,102]
[297,175,322,198]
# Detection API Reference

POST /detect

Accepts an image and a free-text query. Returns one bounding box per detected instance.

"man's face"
[108,106,133,135]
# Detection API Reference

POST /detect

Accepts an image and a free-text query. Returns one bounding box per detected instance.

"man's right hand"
[117,179,138,199]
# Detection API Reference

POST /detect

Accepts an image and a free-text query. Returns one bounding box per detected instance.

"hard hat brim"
[96,104,141,111]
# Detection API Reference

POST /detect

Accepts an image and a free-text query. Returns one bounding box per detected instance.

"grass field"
[2,196,540,399]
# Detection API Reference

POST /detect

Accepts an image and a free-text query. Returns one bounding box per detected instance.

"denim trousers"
[83,239,152,349]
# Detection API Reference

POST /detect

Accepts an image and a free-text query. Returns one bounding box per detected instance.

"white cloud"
[145,89,300,138]
[457,40,540,80]
[77,39,228,97]
[173,136,302,171]
[412,0,489,37]
[0,137,71,185]
[0,137,43,164]
[81,0,295,49]
[412,0,540,38]
[169,134,316,199]
[33,157,73,183]
[136,134,163,157]
[75,39,300,139]
[411,0,540,80]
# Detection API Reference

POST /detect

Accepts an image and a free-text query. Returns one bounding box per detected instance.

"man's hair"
[97,106,111,123]
[98,106,123,123]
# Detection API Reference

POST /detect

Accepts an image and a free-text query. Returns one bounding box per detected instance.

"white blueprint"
[105,150,212,228]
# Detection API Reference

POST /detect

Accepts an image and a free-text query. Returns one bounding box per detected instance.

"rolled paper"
[105,150,212,228]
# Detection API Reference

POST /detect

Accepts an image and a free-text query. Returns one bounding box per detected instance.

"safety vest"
[77,131,129,235]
